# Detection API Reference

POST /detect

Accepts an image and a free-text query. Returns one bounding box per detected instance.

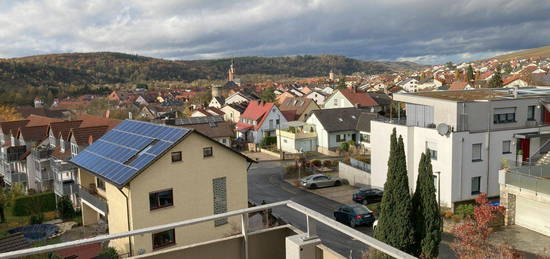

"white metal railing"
[0,200,416,259]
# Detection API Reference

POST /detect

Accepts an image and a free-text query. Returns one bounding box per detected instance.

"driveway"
[491,225,550,258]
[248,160,456,259]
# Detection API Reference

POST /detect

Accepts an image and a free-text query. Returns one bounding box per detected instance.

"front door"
[520,138,530,162]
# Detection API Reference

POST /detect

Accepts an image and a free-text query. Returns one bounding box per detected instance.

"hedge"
[12,192,56,216]
[260,136,277,147]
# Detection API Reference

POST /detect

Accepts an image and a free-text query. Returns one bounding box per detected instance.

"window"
[502,140,511,154]
[269,119,273,128]
[152,229,175,249]
[336,134,345,142]
[71,143,79,157]
[333,98,338,106]
[471,176,481,195]
[360,134,370,143]
[203,147,213,158]
[221,139,226,144]
[149,189,174,210]
[276,119,280,125]
[527,105,536,121]
[213,177,228,226]
[428,148,438,160]
[171,151,182,162]
[493,107,516,124]
[96,178,105,191]
[472,143,482,161]
[49,135,56,147]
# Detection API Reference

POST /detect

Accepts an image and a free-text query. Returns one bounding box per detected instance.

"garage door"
[516,196,550,236]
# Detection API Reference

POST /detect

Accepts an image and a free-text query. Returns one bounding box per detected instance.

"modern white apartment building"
[371,87,550,208]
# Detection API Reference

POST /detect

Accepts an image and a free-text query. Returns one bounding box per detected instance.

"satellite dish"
[437,123,450,136]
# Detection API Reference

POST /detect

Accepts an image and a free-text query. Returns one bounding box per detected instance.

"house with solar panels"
[70,120,254,256]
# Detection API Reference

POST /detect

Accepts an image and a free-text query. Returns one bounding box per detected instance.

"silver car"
[300,174,342,189]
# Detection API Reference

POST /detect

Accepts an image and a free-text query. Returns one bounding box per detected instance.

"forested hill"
[1,52,423,88]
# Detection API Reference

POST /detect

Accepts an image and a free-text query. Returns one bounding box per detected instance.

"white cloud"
[0,0,549,64]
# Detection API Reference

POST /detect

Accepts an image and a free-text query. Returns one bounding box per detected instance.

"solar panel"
[70,120,191,186]
[174,116,224,126]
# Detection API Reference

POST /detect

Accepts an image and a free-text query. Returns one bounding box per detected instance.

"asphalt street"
[248,160,455,259]
[249,161,378,259]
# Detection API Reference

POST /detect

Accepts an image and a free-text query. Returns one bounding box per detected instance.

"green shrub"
[455,204,475,217]
[29,213,44,225]
[339,142,349,152]
[57,196,76,219]
[260,136,277,147]
[99,247,119,259]
[12,192,56,216]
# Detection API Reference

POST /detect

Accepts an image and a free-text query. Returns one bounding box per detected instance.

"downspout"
[486,101,492,196]
[117,186,132,256]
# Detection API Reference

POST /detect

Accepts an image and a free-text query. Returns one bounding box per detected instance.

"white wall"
[323,91,353,109]
[370,120,545,208]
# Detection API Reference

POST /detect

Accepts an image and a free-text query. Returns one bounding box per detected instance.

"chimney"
[105,110,110,118]
[128,112,133,120]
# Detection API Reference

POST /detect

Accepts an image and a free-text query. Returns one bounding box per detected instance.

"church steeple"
[228,58,235,82]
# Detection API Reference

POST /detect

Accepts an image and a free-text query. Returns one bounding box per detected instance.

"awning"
[514,131,550,139]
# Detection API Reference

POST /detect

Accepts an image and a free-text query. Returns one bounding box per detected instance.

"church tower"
[228,59,235,82]
[329,70,335,81]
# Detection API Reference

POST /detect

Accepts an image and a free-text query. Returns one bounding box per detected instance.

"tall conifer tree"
[374,129,415,256]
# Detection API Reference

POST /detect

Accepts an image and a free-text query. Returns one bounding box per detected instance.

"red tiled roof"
[17,125,49,142]
[479,71,494,80]
[502,75,523,86]
[339,89,379,107]
[0,120,30,135]
[70,125,110,147]
[237,101,275,130]
[49,120,83,140]
[449,81,470,90]
[76,114,121,130]
[25,115,63,127]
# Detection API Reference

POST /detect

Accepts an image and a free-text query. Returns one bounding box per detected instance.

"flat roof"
[408,87,550,102]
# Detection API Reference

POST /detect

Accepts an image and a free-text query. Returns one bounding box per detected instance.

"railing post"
[305,215,317,240]
[241,213,249,259]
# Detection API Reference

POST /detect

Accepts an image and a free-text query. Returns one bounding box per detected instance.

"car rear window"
[352,206,370,214]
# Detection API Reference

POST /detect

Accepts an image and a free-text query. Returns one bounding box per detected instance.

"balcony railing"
[78,185,108,214]
[35,169,54,182]
[4,169,28,185]
[51,159,76,172]
[54,179,77,197]
[504,165,550,196]
[0,201,415,259]
[31,147,53,160]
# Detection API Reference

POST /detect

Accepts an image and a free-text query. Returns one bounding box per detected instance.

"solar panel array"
[174,116,224,126]
[70,120,190,186]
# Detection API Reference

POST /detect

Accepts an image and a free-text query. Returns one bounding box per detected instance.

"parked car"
[334,204,375,228]
[352,187,383,205]
[300,174,342,189]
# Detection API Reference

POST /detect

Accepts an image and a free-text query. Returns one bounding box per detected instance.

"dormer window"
[60,139,65,153]
[50,134,56,147]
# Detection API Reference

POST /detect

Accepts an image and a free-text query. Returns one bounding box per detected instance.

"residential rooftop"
[408,87,550,102]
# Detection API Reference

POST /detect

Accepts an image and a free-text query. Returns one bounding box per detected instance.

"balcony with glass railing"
[501,163,550,196]
[31,146,53,161]
[78,184,108,214]
[3,168,28,185]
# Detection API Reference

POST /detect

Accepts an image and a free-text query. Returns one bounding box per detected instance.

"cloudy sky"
[1,0,550,64]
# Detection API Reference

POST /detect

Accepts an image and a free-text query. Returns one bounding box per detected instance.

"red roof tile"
[76,114,121,130]
[25,115,63,127]
[339,89,379,107]
[49,120,83,140]
[237,101,276,130]
[70,125,109,147]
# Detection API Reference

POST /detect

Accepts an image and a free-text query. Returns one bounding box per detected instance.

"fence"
[339,162,370,187]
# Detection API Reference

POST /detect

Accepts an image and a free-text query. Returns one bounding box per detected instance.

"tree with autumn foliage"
[451,193,522,259]
[0,104,22,121]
